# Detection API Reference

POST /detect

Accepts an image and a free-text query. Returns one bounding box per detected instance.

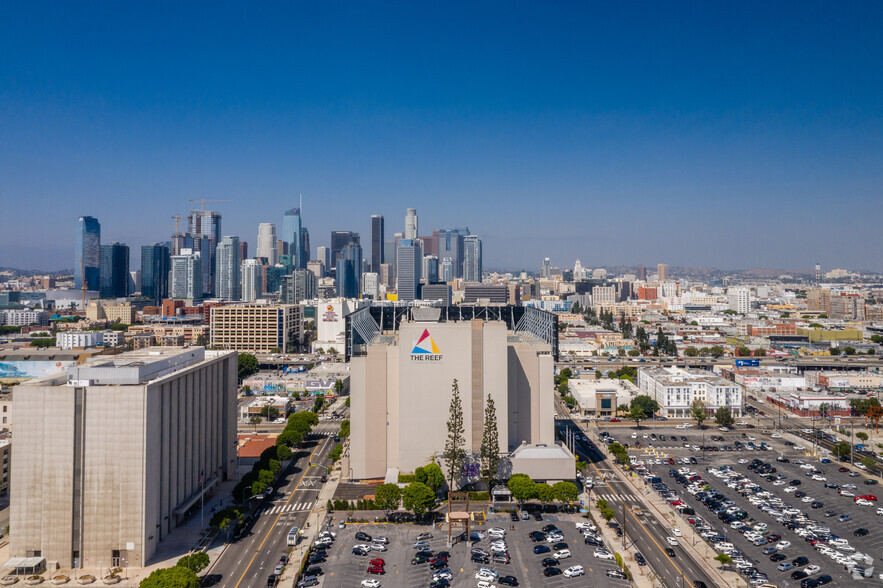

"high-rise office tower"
[282,208,309,268]
[330,231,360,265]
[422,255,439,285]
[256,223,278,265]
[636,265,646,281]
[463,235,483,283]
[434,229,464,279]
[335,242,362,299]
[239,241,248,264]
[170,250,202,300]
[189,209,221,295]
[657,263,668,282]
[281,269,318,305]
[140,243,170,305]
[542,257,551,279]
[440,257,454,283]
[370,215,385,273]
[128,271,141,295]
[405,208,418,240]
[299,227,310,269]
[75,216,101,291]
[99,242,129,298]
[170,232,193,256]
[396,239,421,301]
[215,236,242,301]
[315,246,330,270]
[240,259,262,302]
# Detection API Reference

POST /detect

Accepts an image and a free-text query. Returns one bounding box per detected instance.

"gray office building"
[11,347,238,569]
[99,242,129,299]
[463,235,482,283]
[370,215,384,273]
[215,236,241,302]
[75,216,101,291]
[140,244,170,305]
[396,239,421,301]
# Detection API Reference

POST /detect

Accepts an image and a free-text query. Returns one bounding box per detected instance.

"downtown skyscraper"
[463,235,482,283]
[405,207,418,240]
[396,239,420,301]
[140,243,170,305]
[256,223,278,265]
[99,242,129,298]
[215,236,241,301]
[188,208,221,295]
[370,214,384,273]
[282,207,309,269]
[75,216,101,291]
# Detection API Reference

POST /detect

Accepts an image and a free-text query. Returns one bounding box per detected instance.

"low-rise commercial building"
[568,378,639,418]
[210,303,303,353]
[638,366,744,418]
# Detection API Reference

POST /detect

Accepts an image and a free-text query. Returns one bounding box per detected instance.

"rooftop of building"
[641,366,734,387]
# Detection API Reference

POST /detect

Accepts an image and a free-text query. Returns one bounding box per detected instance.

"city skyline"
[2,3,883,271]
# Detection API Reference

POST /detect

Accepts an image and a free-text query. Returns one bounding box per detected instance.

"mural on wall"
[0,361,73,380]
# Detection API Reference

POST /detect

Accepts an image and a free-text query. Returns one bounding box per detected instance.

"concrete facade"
[10,347,237,569]
[210,303,303,353]
[351,317,561,483]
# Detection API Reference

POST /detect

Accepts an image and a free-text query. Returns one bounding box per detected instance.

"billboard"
[735,359,760,367]
[0,360,73,380]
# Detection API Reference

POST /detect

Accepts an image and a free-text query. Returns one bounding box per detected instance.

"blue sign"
[735,359,760,367]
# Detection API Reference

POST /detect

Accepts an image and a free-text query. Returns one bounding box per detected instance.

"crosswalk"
[257,501,315,515]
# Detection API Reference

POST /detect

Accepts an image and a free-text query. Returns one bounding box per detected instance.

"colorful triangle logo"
[411,329,441,354]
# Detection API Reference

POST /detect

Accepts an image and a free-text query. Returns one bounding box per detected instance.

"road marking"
[233,438,329,588]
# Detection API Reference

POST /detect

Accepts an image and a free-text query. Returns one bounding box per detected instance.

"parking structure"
[612,422,883,587]
[306,513,633,587]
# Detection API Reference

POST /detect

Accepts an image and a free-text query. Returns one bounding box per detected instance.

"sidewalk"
[586,497,656,588]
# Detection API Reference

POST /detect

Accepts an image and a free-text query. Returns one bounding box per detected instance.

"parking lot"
[616,423,883,587]
[303,513,633,587]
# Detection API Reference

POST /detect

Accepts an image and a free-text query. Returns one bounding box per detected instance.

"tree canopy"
[237,353,259,381]
[714,407,735,427]
[139,567,199,588]
[176,552,210,574]
[374,483,402,517]
[691,399,707,428]
[507,474,536,505]
[402,482,436,517]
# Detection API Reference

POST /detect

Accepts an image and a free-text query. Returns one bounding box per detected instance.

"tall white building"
[591,286,616,306]
[241,259,262,302]
[215,236,241,301]
[638,366,743,419]
[362,272,379,299]
[256,223,278,266]
[11,347,238,568]
[463,235,482,283]
[170,250,202,300]
[404,208,418,240]
[727,287,751,313]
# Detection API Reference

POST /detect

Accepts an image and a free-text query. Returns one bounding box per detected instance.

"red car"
[430,556,448,564]
[369,559,385,567]
[840,467,850,472]
[669,500,684,507]
[366,566,385,575]
[610,418,621,422]
[862,495,878,501]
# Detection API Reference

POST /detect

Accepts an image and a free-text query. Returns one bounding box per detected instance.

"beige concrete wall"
[350,345,389,480]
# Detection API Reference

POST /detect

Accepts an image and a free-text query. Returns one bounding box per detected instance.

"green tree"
[249,415,262,432]
[480,394,501,492]
[616,404,630,417]
[535,482,554,507]
[176,552,210,574]
[627,348,640,357]
[714,407,735,428]
[861,456,876,469]
[736,346,751,357]
[843,346,856,356]
[195,334,207,347]
[334,379,344,395]
[627,395,659,428]
[312,396,325,414]
[684,347,699,357]
[714,553,733,566]
[443,379,467,490]
[691,399,707,428]
[238,353,259,381]
[139,567,200,588]
[709,346,724,358]
[600,507,616,522]
[551,481,578,503]
[276,444,292,461]
[260,405,279,420]
[830,347,841,356]
[832,441,851,460]
[29,338,54,348]
[339,419,350,438]
[422,463,445,493]
[402,482,436,517]
[856,431,869,442]
[374,483,402,518]
[329,444,343,463]
[507,474,536,507]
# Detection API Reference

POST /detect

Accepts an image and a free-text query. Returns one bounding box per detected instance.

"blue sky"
[2,2,882,272]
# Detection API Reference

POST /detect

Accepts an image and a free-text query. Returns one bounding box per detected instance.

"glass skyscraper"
[335,242,362,299]
[282,208,310,269]
[215,236,241,301]
[141,243,170,305]
[463,235,482,283]
[370,214,384,273]
[75,216,101,290]
[99,242,130,298]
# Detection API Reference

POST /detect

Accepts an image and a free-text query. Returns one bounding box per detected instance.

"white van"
[287,526,299,546]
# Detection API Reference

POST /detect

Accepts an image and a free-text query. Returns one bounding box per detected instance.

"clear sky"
[2,2,882,272]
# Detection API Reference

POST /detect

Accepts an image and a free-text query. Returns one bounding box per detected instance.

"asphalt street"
[208,418,341,588]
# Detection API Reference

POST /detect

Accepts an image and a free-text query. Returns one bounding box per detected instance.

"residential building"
[74,216,101,291]
[56,331,104,349]
[255,223,278,265]
[636,265,646,281]
[188,209,221,295]
[727,287,751,313]
[280,269,317,305]
[0,441,9,495]
[215,236,241,301]
[440,258,454,283]
[140,244,170,306]
[85,302,135,324]
[422,255,439,284]
[592,286,616,306]
[1,309,49,327]
[435,230,463,279]
[169,250,202,300]
[830,293,865,320]
[396,239,421,301]
[370,214,384,273]
[807,288,832,314]
[240,259,262,302]
[307,260,324,280]
[462,235,482,282]
[99,243,129,299]
[210,303,303,353]
[638,366,743,418]
[11,347,237,568]
[349,306,571,483]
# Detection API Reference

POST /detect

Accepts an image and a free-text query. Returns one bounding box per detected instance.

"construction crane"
[171,215,187,233]
[189,199,232,211]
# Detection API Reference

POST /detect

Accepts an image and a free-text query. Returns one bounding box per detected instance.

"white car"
[631,432,637,438]
[776,541,791,550]
[476,582,497,588]
[432,571,453,581]
[812,475,827,481]
[785,486,797,493]
[487,527,506,536]
[738,459,749,464]
[773,480,786,486]
[478,568,499,579]
[553,549,572,560]
[576,522,597,531]
[804,565,821,575]
[876,508,883,516]
[361,580,381,588]
[370,543,387,551]
[857,463,868,470]
[771,433,783,439]
[545,534,564,543]
[490,544,508,553]
[594,548,614,559]
[795,445,806,450]
[666,536,679,546]
[841,490,855,497]
[475,572,497,583]
[801,463,814,470]
[563,565,585,577]
[671,528,682,537]
[855,498,873,506]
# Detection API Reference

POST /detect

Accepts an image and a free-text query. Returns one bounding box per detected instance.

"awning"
[2,557,45,574]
